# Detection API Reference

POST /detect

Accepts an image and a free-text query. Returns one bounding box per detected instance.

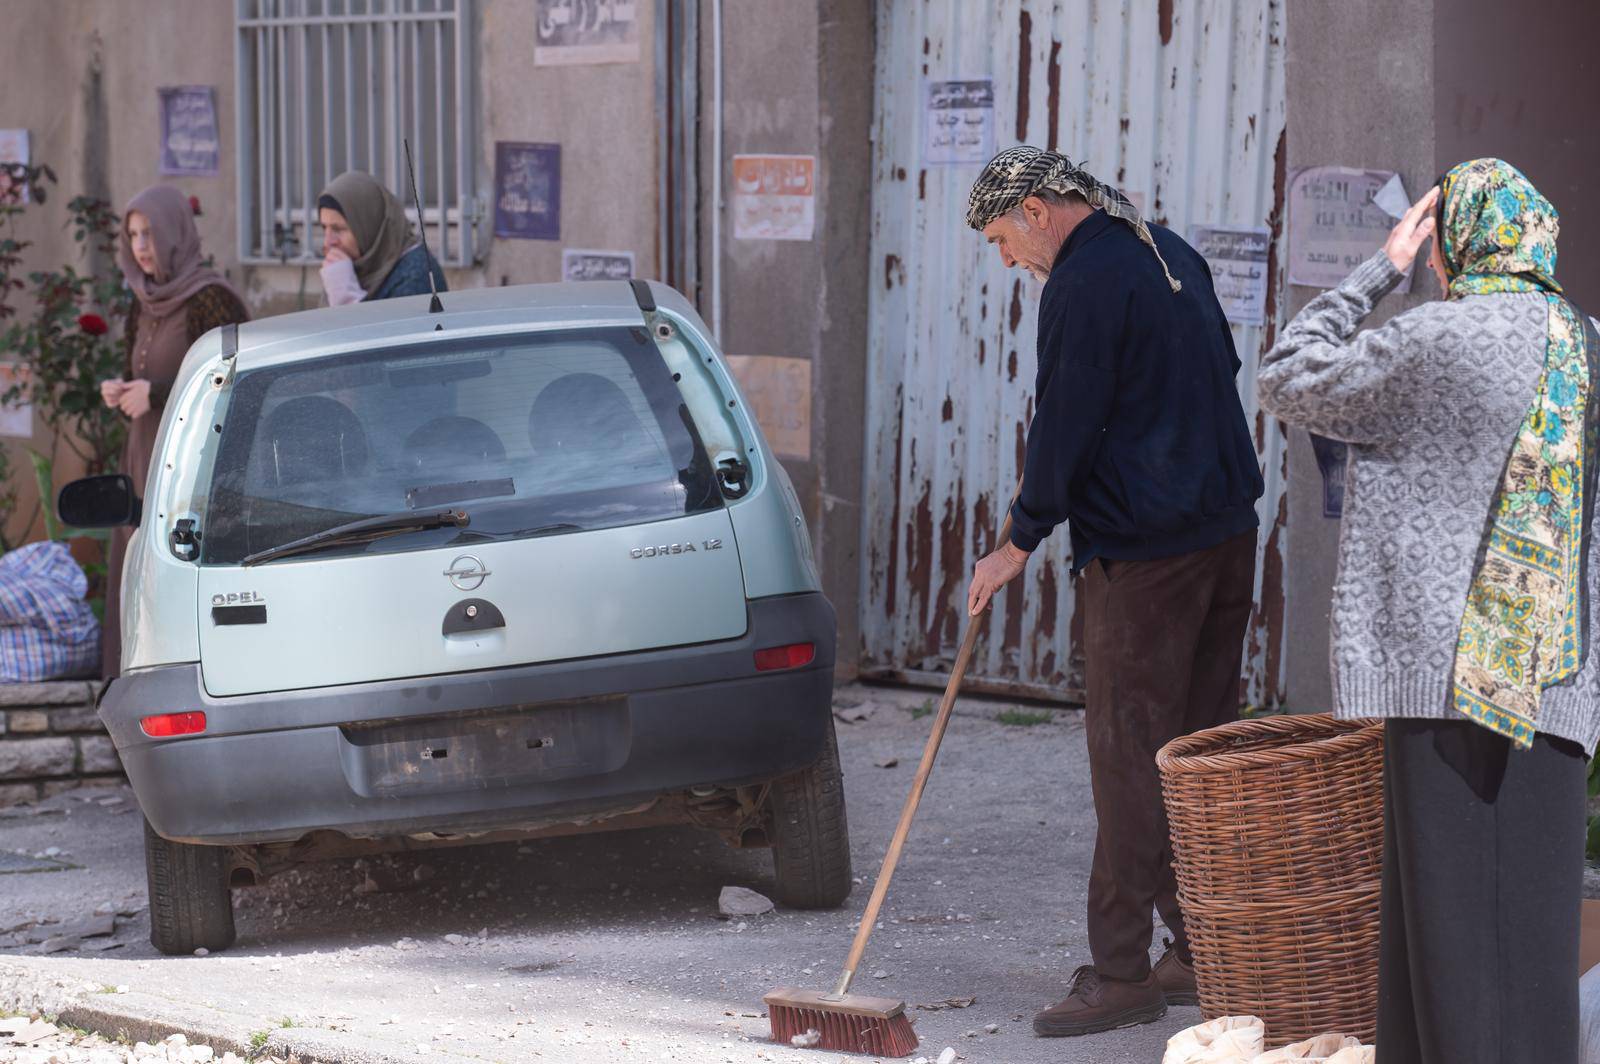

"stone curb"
[0,959,426,1064]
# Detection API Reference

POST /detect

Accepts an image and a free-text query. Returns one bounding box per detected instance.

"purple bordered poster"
[494,142,561,241]
[158,86,221,177]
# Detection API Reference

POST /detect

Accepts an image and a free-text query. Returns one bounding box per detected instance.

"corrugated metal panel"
[862,0,1289,705]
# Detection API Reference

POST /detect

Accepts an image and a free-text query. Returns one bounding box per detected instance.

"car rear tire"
[767,720,853,909]
[143,818,236,956]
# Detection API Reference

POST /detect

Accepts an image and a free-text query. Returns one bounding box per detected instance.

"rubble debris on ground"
[717,885,774,917]
[2,1018,290,1064]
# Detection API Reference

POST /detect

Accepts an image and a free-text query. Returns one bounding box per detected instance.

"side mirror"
[58,475,142,529]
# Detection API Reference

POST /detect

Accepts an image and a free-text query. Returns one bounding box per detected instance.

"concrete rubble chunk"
[55,913,115,939]
[937,1049,958,1064]
[718,885,775,917]
[5,1019,58,1045]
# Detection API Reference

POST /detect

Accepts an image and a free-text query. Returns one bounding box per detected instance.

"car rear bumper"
[101,593,835,845]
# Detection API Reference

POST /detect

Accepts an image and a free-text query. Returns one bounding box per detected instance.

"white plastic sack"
[1164,1017,1374,1064]
[1163,1016,1265,1064]
[1254,1036,1369,1062]
[1580,963,1600,1064]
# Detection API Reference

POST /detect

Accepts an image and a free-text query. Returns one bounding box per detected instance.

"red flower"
[78,313,108,336]
[188,195,202,216]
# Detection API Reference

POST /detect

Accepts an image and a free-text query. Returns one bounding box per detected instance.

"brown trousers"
[1081,530,1258,982]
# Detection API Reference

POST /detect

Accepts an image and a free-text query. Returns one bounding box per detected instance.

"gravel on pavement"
[0,681,1197,1063]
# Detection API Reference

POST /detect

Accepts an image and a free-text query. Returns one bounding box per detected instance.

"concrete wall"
[1280,0,1600,710]
[0,0,874,676]
[1434,0,1600,305]
[1280,0,1437,710]
[1,1,244,545]
[711,0,873,676]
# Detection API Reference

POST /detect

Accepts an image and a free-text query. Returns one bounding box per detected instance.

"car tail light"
[140,711,207,738]
[754,643,815,672]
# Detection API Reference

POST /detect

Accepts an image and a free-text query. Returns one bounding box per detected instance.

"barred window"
[234,0,479,267]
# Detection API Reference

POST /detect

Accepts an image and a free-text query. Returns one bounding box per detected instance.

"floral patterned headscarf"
[1439,158,1561,299]
[1448,159,1597,749]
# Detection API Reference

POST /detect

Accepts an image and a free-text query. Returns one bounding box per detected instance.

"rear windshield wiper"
[241,507,470,566]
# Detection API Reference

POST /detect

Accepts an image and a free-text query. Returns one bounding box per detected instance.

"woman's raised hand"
[1384,186,1440,273]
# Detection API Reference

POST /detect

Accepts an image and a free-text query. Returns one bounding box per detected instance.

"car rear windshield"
[200,326,721,565]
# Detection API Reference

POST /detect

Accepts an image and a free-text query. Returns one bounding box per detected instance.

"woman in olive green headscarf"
[317,170,447,305]
[1259,160,1599,1062]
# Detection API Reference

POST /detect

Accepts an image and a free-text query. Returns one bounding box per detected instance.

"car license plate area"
[340,699,630,797]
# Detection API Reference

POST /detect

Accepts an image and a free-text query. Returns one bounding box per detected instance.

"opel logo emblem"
[444,554,490,592]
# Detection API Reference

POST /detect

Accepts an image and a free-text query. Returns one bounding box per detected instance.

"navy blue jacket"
[368,243,448,302]
[1010,210,1263,568]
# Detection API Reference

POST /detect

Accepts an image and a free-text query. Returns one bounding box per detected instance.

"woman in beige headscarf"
[317,170,447,305]
[98,185,248,678]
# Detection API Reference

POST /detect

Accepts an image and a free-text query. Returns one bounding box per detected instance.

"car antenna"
[403,137,445,319]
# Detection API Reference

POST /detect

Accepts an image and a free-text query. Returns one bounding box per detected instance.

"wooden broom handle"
[832,490,1020,998]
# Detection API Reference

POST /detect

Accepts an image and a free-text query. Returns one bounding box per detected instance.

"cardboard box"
[1581,899,1600,975]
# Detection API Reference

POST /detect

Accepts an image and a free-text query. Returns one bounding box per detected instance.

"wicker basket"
[1156,713,1384,1046]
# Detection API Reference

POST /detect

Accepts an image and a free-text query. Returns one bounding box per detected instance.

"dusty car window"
[200,327,720,565]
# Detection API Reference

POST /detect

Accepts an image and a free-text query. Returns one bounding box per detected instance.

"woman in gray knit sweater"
[1260,159,1598,1063]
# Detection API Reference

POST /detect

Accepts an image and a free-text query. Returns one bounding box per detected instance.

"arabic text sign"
[494,142,561,240]
[562,249,635,282]
[0,129,30,206]
[923,79,994,166]
[725,355,812,459]
[731,155,815,242]
[534,0,640,65]
[158,86,220,177]
[1288,166,1410,293]
[1190,225,1271,326]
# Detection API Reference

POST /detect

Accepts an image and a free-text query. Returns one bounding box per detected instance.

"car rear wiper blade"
[241,507,470,566]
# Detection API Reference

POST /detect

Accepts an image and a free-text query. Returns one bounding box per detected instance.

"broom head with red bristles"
[765,987,919,1057]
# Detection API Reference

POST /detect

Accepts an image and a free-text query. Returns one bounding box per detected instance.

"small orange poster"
[731,155,815,242]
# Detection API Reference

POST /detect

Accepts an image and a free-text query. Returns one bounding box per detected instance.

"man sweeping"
[964,146,1264,1038]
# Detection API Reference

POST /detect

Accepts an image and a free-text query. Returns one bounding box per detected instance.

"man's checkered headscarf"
[966,146,1180,293]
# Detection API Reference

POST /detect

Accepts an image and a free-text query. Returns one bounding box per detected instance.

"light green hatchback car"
[60,280,849,955]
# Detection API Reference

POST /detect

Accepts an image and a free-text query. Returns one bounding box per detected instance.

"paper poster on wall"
[724,355,811,459]
[158,86,220,177]
[923,79,994,166]
[732,155,815,242]
[494,142,561,241]
[0,129,31,205]
[1287,166,1410,293]
[562,249,635,282]
[534,0,640,65]
[1310,433,1347,519]
[1189,224,1271,326]
[0,364,33,438]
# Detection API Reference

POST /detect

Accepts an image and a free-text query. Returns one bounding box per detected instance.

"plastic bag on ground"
[1163,1016,1266,1064]
[1253,1033,1364,1062]
[1581,962,1600,1064]
[1164,1016,1374,1064]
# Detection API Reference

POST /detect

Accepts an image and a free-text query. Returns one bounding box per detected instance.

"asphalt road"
[0,682,1195,1063]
